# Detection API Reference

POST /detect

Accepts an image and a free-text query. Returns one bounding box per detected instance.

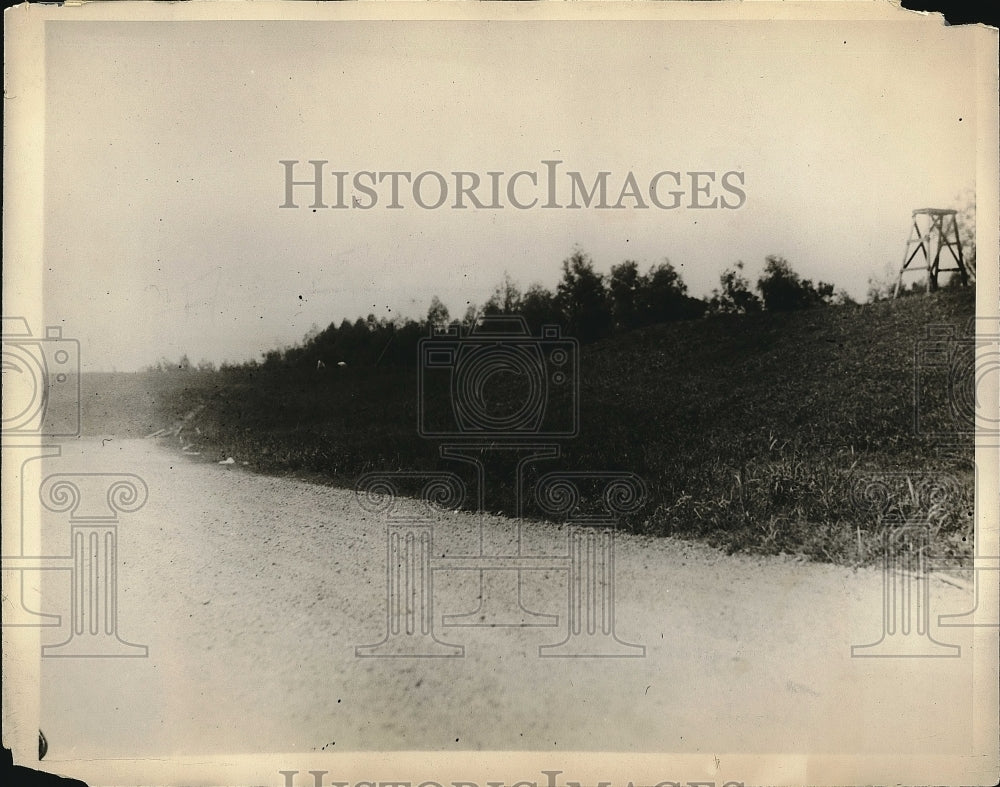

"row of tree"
[441,250,848,339]
[245,250,850,372]
[150,246,963,374]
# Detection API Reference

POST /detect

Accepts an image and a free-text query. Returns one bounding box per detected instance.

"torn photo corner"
[2,1,998,786]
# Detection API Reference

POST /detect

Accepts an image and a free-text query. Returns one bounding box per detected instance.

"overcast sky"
[42,19,980,371]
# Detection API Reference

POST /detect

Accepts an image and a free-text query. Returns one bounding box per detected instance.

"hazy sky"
[42,19,981,371]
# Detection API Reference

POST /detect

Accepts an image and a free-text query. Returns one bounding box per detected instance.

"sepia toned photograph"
[3,2,998,786]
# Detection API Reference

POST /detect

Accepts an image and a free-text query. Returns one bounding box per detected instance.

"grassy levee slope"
[97,288,975,565]
[580,289,975,562]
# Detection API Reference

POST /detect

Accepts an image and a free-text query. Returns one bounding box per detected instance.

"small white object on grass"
[219,457,235,465]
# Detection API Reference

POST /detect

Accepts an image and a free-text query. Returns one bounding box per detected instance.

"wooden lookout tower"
[894,208,970,297]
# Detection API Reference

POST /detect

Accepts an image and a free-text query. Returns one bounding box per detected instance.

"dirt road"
[23,438,982,759]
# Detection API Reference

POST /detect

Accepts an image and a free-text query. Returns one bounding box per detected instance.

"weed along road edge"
[37,437,977,758]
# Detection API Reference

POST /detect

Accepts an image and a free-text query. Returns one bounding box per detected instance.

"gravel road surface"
[25,438,981,759]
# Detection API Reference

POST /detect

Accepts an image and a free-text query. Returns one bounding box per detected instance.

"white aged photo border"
[3,1,998,785]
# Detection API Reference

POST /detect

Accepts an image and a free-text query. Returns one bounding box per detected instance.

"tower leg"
[928,214,943,292]
[944,213,971,287]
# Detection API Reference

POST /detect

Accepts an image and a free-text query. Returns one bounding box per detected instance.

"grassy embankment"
[82,288,976,565]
